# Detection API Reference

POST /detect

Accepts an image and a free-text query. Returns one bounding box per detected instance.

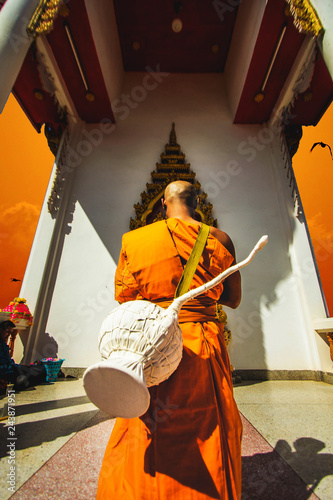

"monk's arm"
[115,246,141,303]
[218,269,241,309]
[210,227,242,309]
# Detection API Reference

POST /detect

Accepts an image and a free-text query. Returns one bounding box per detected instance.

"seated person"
[0,320,46,391]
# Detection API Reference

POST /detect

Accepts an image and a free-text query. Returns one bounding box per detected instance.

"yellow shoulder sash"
[174,223,210,298]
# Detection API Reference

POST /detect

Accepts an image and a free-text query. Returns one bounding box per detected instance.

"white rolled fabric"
[83,300,183,418]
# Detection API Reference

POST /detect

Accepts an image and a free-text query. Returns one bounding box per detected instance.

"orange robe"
[97,218,242,499]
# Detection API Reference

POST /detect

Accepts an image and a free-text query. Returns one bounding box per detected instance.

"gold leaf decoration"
[129,123,217,230]
[27,0,64,38]
[285,0,324,37]
[216,304,232,346]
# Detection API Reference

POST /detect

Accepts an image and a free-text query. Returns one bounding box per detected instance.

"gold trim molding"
[285,0,324,37]
[27,0,68,38]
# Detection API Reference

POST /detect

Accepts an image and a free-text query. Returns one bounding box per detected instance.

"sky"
[292,103,333,315]
[0,93,332,314]
[0,94,54,307]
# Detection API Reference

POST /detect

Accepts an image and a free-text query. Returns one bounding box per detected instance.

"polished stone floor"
[0,378,332,499]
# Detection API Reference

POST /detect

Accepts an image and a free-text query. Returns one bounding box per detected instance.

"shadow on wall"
[33,331,59,359]
[20,330,59,363]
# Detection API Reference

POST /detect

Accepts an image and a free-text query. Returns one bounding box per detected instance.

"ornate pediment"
[130,123,217,230]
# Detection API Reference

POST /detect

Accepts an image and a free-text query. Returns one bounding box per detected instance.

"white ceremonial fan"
[83,235,268,418]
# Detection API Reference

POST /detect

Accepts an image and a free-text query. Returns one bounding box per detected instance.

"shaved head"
[164,181,198,209]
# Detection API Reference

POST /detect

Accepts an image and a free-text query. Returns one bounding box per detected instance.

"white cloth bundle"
[99,300,183,387]
[83,235,268,418]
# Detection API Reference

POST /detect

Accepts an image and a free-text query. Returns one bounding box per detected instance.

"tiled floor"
[234,380,333,499]
[0,379,99,499]
[0,378,332,499]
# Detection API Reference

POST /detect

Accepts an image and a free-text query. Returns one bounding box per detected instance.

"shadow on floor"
[0,410,97,458]
[15,395,91,417]
[242,436,333,499]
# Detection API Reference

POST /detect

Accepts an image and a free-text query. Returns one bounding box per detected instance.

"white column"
[22,121,82,364]
[0,0,40,112]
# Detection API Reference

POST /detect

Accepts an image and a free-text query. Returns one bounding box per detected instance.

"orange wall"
[0,94,332,315]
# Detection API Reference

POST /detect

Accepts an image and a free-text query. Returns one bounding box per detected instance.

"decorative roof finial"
[169,122,177,146]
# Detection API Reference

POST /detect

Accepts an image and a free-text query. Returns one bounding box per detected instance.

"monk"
[97,181,242,499]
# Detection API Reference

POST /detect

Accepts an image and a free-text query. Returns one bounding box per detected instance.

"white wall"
[19,72,331,373]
